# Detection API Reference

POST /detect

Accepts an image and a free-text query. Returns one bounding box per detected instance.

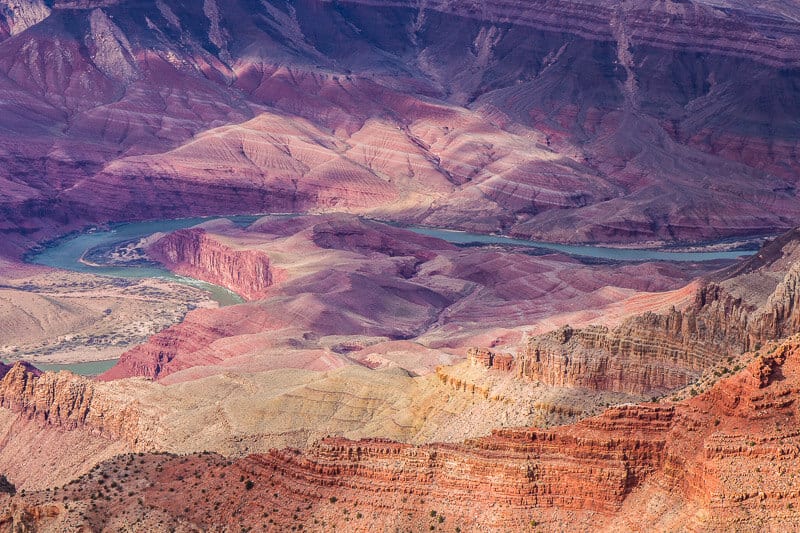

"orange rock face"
[0,363,137,441]
[467,347,514,371]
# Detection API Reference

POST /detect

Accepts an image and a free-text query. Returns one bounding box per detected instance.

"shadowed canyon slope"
[1,0,800,257]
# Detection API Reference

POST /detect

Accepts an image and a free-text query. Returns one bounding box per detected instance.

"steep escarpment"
[148,228,273,301]
[7,338,800,531]
[515,229,800,396]
[0,363,136,489]
[340,0,800,67]
[0,363,139,441]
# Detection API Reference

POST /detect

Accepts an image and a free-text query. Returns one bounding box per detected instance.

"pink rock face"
[148,229,273,301]
[0,0,799,255]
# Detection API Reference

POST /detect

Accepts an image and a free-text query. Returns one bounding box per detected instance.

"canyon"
[3,334,800,531]
[99,215,715,383]
[0,0,798,256]
[0,213,738,483]
[0,0,799,530]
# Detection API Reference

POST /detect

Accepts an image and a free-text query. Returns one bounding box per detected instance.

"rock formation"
[101,215,712,383]
[5,336,800,531]
[0,363,138,441]
[148,228,273,300]
[0,355,640,492]
[467,347,514,371]
[516,228,800,395]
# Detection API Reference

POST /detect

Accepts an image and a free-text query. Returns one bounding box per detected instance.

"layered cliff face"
[0,363,138,489]
[6,337,800,531]
[0,363,139,441]
[0,0,799,256]
[148,228,273,301]
[0,356,637,491]
[516,229,800,396]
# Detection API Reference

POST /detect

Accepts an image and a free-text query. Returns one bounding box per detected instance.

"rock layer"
[148,228,273,300]
[5,337,800,531]
[516,228,800,395]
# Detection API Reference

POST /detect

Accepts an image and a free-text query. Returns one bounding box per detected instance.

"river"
[29,216,256,307]
[408,227,756,262]
[22,215,756,375]
[29,216,756,289]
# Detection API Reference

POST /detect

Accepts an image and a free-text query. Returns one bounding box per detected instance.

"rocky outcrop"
[0,0,51,37]
[0,363,138,441]
[467,347,514,371]
[261,402,671,517]
[148,228,273,301]
[97,305,270,381]
[0,476,14,496]
[8,337,800,531]
[515,229,800,396]
[0,361,39,380]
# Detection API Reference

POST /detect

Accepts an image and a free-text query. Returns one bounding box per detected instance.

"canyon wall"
[5,338,800,531]
[1,0,800,255]
[0,363,136,489]
[340,0,800,67]
[0,363,139,441]
[515,234,800,396]
[148,229,273,301]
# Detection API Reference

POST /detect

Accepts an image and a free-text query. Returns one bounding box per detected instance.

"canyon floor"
[0,266,216,365]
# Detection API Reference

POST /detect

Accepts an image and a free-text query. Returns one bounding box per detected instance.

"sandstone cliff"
[515,230,800,396]
[0,363,139,441]
[5,337,800,531]
[148,228,273,301]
